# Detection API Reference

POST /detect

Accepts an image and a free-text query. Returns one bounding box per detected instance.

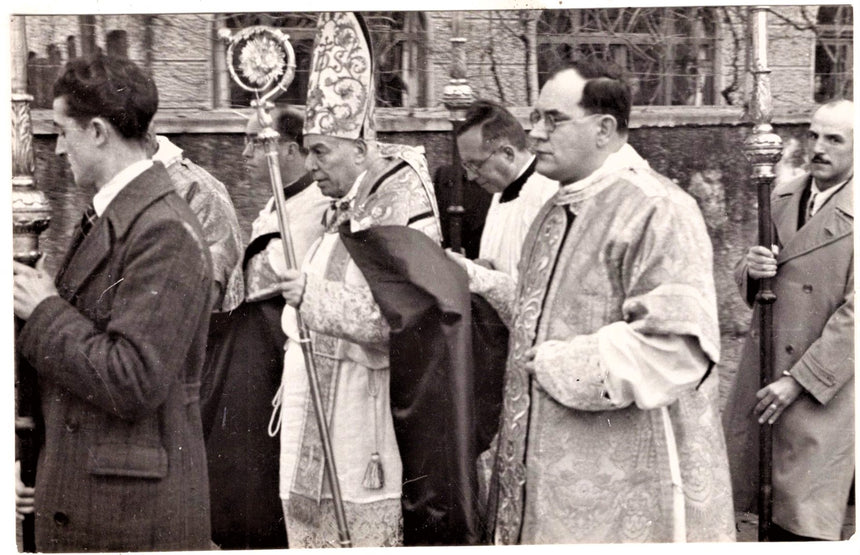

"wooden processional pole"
[441,13,474,253]
[742,6,783,542]
[11,14,52,553]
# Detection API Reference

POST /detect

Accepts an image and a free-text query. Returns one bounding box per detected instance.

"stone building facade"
[22,7,852,114]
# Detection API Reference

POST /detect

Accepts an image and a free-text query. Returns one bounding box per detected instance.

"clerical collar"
[283,172,314,202]
[499,155,537,204]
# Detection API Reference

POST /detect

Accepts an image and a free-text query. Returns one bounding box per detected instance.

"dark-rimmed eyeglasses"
[529,110,598,134]
[461,147,502,175]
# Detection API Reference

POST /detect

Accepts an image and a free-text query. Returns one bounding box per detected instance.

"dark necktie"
[80,204,98,237]
[804,190,817,225]
[798,189,817,229]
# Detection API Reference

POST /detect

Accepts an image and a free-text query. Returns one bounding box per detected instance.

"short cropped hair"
[52,54,158,141]
[273,108,308,155]
[547,59,631,132]
[457,99,528,151]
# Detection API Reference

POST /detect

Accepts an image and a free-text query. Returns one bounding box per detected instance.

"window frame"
[536,7,722,107]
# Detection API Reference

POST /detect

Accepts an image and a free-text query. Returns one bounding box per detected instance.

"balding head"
[814,98,854,124]
[807,99,853,190]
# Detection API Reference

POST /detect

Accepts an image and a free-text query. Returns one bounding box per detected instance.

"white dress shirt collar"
[809,176,850,217]
[92,159,154,216]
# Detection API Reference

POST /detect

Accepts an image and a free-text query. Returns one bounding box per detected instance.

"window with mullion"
[536,7,718,106]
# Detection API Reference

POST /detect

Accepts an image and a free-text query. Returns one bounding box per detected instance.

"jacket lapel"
[57,163,175,300]
[56,221,113,301]
[777,175,853,266]
[770,174,808,249]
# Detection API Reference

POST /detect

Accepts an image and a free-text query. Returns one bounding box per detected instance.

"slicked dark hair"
[273,108,308,155]
[457,99,528,150]
[52,54,158,140]
[547,59,631,132]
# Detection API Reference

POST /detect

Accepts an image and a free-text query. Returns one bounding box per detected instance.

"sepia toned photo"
[7,2,855,551]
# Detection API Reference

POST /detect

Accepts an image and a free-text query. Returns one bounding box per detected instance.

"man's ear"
[500,144,516,163]
[352,138,368,164]
[90,117,111,146]
[595,115,618,147]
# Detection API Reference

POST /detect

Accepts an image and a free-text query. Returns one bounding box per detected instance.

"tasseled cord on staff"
[363,370,384,489]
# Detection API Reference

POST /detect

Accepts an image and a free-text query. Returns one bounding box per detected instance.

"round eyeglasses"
[529,110,598,134]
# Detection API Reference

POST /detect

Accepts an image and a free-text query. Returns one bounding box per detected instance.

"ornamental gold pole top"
[11,15,51,267]
[219,21,354,546]
[218,25,297,130]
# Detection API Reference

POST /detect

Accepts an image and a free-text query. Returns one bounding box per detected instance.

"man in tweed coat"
[13,54,213,551]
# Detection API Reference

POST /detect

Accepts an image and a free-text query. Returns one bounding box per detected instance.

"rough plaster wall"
[24,14,214,109]
[767,6,818,105]
[428,11,531,107]
[23,15,78,61]
[26,9,828,110]
[149,15,214,109]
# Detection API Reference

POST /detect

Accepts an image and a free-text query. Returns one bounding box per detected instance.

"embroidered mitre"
[304,12,376,141]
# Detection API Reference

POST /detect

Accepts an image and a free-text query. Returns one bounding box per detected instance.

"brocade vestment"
[470,145,735,544]
[153,135,244,312]
[278,144,441,547]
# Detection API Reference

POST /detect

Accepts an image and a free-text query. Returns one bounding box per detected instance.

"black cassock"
[201,263,289,549]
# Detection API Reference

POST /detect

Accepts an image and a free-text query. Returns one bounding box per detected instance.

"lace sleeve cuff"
[533,335,617,411]
[465,261,517,327]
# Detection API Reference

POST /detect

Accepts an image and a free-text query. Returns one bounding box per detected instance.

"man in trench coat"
[723,99,854,541]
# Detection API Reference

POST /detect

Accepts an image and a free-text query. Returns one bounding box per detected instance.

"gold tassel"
[362,452,384,490]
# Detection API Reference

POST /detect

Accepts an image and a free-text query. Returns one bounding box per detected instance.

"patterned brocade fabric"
[350,143,441,239]
[532,335,613,411]
[284,498,403,548]
[493,204,570,545]
[281,144,441,548]
[244,250,284,303]
[244,184,329,303]
[301,276,389,346]
[304,12,375,140]
[459,262,517,327]
[165,158,244,312]
[484,154,734,544]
